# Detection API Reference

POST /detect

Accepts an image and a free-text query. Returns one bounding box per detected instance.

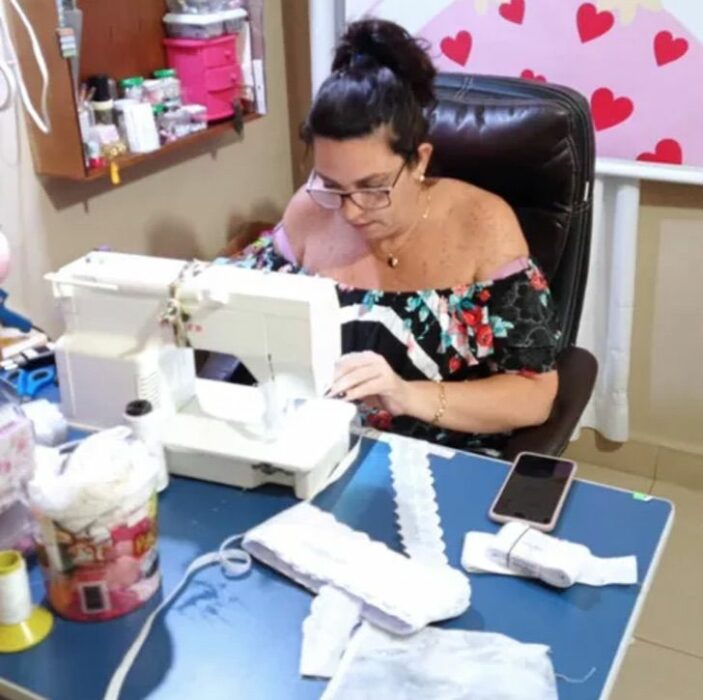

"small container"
[92,99,115,126]
[182,104,207,132]
[87,74,112,102]
[163,8,246,39]
[166,0,230,13]
[30,430,162,622]
[153,68,182,103]
[163,98,182,113]
[143,79,165,106]
[119,76,145,102]
[114,98,139,140]
[33,492,160,622]
[153,103,173,144]
[124,401,168,492]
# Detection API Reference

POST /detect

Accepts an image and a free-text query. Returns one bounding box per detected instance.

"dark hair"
[301,19,437,162]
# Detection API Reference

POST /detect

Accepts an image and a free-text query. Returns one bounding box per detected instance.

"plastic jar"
[29,430,161,622]
[181,104,207,132]
[153,103,171,143]
[0,401,37,555]
[143,79,165,106]
[92,99,115,126]
[119,76,145,102]
[113,98,139,140]
[154,69,182,104]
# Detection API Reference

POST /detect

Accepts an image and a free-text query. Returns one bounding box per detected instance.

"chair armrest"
[502,346,598,461]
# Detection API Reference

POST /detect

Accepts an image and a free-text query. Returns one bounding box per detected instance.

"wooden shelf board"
[83,113,261,182]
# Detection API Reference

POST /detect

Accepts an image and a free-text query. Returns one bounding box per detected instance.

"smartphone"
[489,452,577,532]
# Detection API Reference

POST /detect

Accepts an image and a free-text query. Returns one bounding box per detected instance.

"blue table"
[0,439,672,700]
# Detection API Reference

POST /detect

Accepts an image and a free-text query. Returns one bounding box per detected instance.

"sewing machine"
[46,251,357,499]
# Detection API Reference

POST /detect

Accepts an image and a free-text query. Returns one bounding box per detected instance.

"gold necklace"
[385,186,432,269]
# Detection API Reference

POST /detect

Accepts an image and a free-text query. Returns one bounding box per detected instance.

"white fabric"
[388,434,448,566]
[242,502,470,635]
[576,175,641,442]
[22,399,68,447]
[300,585,362,679]
[321,623,558,700]
[462,522,638,588]
[300,433,454,679]
[28,428,160,533]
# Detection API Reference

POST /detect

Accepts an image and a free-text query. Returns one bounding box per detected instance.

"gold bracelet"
[431,382,447,426]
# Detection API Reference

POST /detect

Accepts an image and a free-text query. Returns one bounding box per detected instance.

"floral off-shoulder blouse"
[231,232,561,457]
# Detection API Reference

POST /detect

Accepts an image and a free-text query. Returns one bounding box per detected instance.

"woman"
[235,19,560,457]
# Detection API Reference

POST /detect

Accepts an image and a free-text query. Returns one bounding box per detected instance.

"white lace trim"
[388,434,449,567]
[242,502,470,636]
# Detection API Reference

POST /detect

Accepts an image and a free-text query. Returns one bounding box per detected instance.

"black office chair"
[428,73,597,459]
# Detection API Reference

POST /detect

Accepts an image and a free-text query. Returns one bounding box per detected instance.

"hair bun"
[332,19,436,108]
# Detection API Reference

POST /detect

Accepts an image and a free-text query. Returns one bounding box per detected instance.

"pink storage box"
[164,35,242,121]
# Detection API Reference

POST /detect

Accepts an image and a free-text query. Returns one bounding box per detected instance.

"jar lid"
[154,68,177,79]
[125,399,153,417]
[120,76,144,87]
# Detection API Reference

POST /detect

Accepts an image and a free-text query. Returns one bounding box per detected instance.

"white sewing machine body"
[47,252,357,499]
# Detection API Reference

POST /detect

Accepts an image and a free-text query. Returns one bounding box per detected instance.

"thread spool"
[0,550,53,652]
[124,400,168,492]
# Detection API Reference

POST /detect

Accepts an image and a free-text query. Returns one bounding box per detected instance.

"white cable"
[102,534,251,700]
[0,0,51,134]
[0,55,15,112]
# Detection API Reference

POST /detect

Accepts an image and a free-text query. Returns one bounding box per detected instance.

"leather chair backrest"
[427,73,595,349]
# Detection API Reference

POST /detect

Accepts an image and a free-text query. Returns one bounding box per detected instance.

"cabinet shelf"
[4,0,261,183]
[83,114,260,182]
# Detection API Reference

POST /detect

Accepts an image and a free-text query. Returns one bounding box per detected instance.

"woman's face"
[309,129,432,240]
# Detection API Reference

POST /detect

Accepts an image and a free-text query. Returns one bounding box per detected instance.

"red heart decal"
[654,31,689,66]
[590,88,634,131]
[499,0,525,24]
[440,30,472,66]
[577,3,614,43]
[521,69,546,82]
[637,138,683,164]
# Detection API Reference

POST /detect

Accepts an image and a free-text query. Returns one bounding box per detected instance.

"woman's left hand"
[327,351,410,416]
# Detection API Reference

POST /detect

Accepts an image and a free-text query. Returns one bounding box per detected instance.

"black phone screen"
[492,454,575,525]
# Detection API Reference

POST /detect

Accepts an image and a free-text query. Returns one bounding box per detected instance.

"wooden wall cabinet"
[3,0,257,182]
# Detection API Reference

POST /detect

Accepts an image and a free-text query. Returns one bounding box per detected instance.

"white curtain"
[575,176,641,443]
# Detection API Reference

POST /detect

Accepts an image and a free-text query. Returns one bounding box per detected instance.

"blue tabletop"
[0,439,672,700]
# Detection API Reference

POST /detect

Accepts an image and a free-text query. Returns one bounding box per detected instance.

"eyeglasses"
[306,161,407,211]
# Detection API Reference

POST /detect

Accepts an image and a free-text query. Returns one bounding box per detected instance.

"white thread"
[0,551,31,625]
[556,666,597,684]
[103,534,251,700]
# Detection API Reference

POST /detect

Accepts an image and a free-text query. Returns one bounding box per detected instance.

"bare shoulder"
[442,179,529,279]
[280,185,328,261]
